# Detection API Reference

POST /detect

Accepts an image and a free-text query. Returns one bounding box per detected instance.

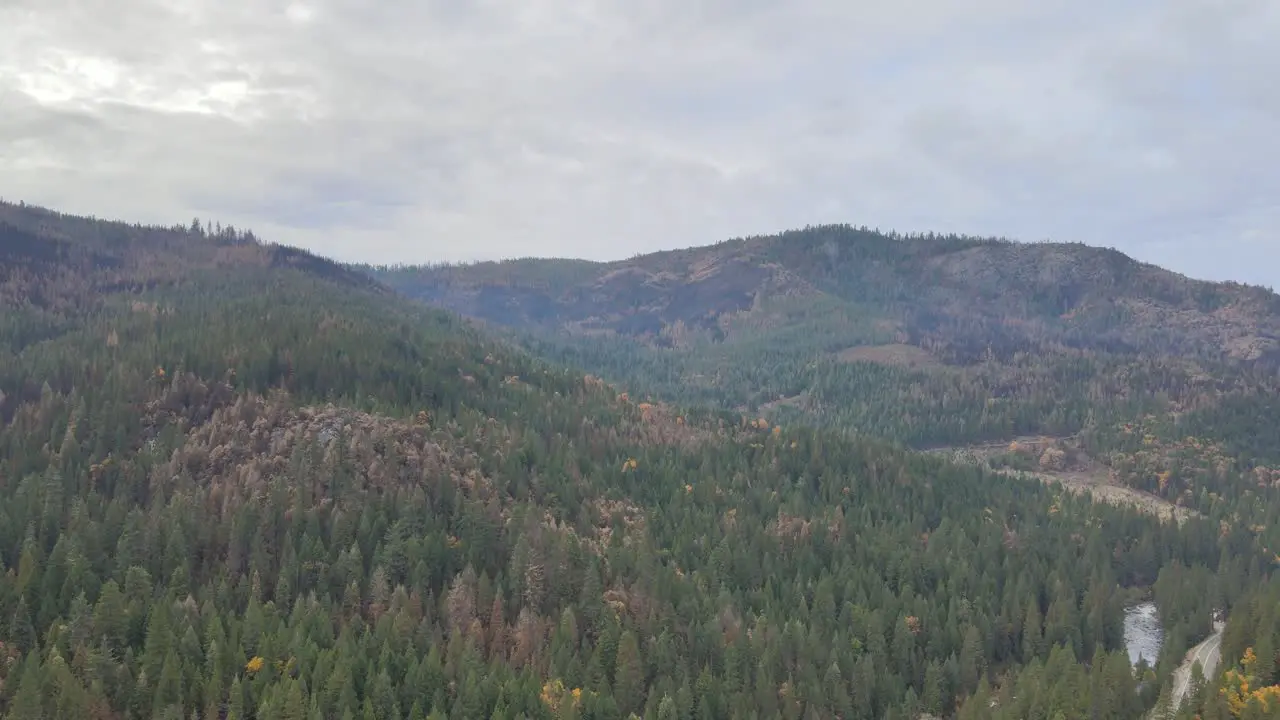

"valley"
[373,224,1280,720]
[0,204,1277,719]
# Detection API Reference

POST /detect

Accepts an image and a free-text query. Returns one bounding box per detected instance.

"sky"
[1,1,1277,287]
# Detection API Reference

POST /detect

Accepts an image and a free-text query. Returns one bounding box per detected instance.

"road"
[1170,621,1225,710]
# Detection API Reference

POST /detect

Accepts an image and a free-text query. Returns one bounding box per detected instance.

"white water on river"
[1124,602,1164,667]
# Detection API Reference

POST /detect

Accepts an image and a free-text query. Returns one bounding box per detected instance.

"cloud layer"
[2,0,1277,286]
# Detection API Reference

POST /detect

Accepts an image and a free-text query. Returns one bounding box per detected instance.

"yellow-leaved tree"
[1221,647,1280,717]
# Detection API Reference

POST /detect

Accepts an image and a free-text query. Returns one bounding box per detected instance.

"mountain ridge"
[370,225,1280,367]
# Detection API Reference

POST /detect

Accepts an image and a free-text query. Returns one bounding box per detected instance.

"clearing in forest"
[930,436,1198,524]
[835,343,945,369]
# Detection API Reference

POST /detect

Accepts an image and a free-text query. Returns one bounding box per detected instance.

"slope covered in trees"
[0,201,1275,719]
[371,226,1280,365]
[373,227,1280,560]
[368,222,1280,715]
[368,226,1280,451]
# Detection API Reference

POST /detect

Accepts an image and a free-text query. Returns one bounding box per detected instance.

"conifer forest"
[4,200,1280,719]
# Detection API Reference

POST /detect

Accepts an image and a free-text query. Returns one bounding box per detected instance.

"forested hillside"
[373,227,1280,563]
[370,226,1280,449]
[372,227,1280,536]
[370,223,1280,718]
[0,201,1276,719]
[372,227,1280,364]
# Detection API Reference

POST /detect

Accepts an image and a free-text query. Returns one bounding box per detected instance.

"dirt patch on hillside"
[1034,468,1196,524]
[930,437,1199,524]
[836,343,944,369]
[757,392,809,413]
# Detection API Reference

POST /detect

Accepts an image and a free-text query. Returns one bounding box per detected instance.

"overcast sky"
[2,1,1277,286]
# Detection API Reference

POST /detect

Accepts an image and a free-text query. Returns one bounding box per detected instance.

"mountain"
[372,226,1280,490]
[372,226,1280,364]
[0,200,1275,720]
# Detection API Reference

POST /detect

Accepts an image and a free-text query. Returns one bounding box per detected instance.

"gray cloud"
[1,0,1277,287]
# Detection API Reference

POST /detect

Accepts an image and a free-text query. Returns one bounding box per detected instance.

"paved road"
[1171,622,1225,710]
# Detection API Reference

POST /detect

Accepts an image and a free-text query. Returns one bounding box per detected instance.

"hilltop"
[372,226,1280,365]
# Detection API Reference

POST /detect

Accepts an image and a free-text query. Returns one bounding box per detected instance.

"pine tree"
[615,631,646,716]
[279,678,307,720]
[922,660,945,716]
[9,596,38,654]
[7,654,45,720]
[958,625,985,692]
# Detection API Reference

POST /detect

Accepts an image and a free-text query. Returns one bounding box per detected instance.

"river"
[1124,602,1164,667]
[1122,601,1227,714]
